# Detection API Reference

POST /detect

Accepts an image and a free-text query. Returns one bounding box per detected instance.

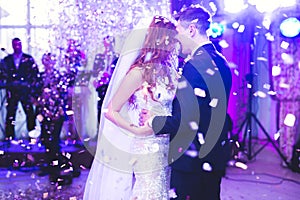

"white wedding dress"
[83,28,178,200]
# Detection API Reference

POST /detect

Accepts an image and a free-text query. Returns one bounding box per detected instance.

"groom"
[141,5,232,200]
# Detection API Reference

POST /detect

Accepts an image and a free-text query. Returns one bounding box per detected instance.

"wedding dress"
[83,28,178,200]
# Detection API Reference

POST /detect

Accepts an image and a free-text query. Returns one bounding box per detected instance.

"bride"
[83,15,179,200]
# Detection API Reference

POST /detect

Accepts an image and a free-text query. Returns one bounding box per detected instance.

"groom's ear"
[188,24,197,37]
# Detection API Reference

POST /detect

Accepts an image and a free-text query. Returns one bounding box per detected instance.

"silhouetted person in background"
[2,37,39,141]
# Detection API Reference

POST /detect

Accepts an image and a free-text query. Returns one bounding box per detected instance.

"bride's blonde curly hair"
[130,16,179,100]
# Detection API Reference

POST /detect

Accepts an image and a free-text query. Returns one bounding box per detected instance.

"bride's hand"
[132,125,154,137]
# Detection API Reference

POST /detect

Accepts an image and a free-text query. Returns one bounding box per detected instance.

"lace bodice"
[130,65,178,117]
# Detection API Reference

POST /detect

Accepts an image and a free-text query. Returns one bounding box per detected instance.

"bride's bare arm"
[105,68,153,136]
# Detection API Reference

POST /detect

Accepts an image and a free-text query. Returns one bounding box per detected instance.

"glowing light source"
[209,22,225,38]
[280,17,300,38]
[224,0,247,14]
[249,0,296,13]
[254,0,281,13]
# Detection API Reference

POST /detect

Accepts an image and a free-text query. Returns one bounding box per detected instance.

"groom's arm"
[151,97,181,138]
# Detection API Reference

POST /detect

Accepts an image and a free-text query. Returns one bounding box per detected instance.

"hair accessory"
[165,36,170,45]
[154,15,170,24]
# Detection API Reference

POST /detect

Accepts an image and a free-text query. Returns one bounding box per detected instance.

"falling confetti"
[202,162,212,172]
[235,161,248,170]
[169,188,178,199]
[283,113,296,127]
[253,91,267,98]
[197,132,205,145]
[280,41,289,49]
[189,121,199,130]
[194,88,206,97]
[177,80,188,89]
[206,68,215,76]
[209,98,219,107]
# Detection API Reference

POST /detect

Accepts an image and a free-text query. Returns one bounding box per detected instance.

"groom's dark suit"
[152,43,232,200]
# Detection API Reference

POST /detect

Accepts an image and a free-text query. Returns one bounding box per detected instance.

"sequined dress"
[129,68,178,200]
[83,63,178,200]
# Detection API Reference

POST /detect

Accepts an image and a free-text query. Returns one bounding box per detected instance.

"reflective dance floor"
[0,139,299,199]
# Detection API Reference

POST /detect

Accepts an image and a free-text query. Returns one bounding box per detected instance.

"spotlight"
[209,22,225,38]
[223,0,247,14]
[279,17,300,38]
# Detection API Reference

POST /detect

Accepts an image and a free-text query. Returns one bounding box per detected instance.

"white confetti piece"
[268,91,277,95]
[280,41,289,49]
[284,113,296,127]
[274,131,280,141]
[80,165,87,170]
[235,161,248,170]
[237,25,245,33]
[169,188,178,199]
[202,162,212,171]
[194,88,206,97]
[185,150,198,158]
[253,91,267,98]
[65,152,71,159]
[257,57,268,62]
[52,160,59,166]
[265,32,275,41]
[209,98,218,107]
[219,39,229,48]
[189,121,198,130]
[6,171,11,178]
[227,62,237,69]
[11,140,19,145]
[43,192,49,199]
[197,132,205,144]
[177,80,187,89]
[206,68,215,76]
[66,110,74,115]
[279,82,290,89]
[263,84,271,90]
[31,173,36,179]
[281,53,294,65]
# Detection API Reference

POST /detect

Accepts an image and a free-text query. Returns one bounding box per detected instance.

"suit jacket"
[3,53,39,99]
[153,43,232,173]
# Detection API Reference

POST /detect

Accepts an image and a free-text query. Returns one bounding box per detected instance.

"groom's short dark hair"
[175,5,211,35]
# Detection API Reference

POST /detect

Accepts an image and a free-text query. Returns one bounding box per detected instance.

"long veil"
[83,23,150,200]
[89,23,151,172]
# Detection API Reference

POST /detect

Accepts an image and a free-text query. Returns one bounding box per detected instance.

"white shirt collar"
[191,41,212,57]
